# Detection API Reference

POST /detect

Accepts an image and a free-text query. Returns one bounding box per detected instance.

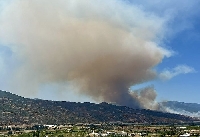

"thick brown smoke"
[0,0,171,109]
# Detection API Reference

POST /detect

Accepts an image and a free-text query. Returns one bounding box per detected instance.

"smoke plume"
[0,0,172,109]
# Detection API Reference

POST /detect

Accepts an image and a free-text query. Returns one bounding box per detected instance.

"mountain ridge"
[0,90,195,125]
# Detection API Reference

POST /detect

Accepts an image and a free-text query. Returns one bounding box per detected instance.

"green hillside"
[0,90,194,126]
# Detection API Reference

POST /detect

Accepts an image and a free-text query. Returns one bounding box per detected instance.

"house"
[180,133,190,137]
[89,131,99,137]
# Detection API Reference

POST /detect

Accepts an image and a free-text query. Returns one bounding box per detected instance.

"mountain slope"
[0,90,195,125]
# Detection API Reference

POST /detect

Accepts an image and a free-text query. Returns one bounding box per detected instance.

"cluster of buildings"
[1,123,200,137]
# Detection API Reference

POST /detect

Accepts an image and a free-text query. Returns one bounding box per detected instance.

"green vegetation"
[0,125,200,137]
[0,90,195,126]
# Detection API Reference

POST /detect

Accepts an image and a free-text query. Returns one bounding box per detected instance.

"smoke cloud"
[0,0,172,109]
[162,107,200,118]
[159,65,196,80]
[130,86,159,110]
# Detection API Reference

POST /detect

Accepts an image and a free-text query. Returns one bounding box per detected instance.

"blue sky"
[155,22,200,103]
[0,0,200,105]
[126,0,200,103]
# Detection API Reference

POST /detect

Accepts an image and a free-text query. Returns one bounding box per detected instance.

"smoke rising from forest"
[0,0,172,109]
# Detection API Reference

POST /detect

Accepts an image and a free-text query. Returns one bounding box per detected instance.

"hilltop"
[0,90,195,125]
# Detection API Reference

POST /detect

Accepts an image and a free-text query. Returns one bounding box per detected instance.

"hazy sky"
[0,0,199,105]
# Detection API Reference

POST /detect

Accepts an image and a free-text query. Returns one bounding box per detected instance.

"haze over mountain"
[161,101,200,118]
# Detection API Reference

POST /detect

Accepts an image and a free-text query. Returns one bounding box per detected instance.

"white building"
[180,133,190,137]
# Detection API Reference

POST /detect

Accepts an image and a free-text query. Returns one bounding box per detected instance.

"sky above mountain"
[0,0,199,106]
